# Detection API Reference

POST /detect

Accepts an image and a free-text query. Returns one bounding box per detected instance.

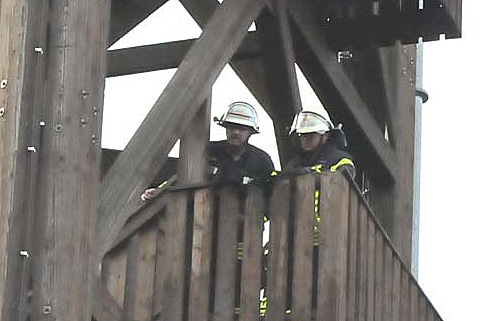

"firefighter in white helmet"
[141,102,275,201]
[283,110,355,177]
[211,101,275,185]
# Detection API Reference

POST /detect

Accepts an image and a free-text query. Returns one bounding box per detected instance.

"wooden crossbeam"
[108,0,170,47]
[288,0,397,183]
[180,0,303,165]
[256,0,302,165]
[97,0,267,258]
[179,0,270,110]
[106,33,261,77]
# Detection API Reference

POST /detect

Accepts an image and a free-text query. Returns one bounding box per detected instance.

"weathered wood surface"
[1,0,109,320]
[100,172,443,321]
[288,0,397,184]
[0,0,32,318]
[97,0,267,260]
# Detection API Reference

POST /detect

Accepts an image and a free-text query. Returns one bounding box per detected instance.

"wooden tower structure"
[0,0,461,320]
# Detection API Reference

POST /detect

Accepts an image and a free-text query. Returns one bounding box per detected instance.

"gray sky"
[419,1,503,320]
[103,1,502,320]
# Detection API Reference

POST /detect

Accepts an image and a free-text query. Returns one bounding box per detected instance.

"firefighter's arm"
[140,174,178,202]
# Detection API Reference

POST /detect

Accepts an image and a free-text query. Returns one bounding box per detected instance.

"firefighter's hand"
[140,188,159,202]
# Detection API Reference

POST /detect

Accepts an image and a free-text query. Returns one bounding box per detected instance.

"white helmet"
[289,111,335,135]
[215,101,259,133]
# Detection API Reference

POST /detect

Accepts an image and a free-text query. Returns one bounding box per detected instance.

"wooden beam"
[0,1,111,321]
[97,0,267,259]
[108,0,170,47]
[256,0,302,165]
[0,0,36,318]
[107,34,261,77]
[391,43,416,269]
[288,0,397,183]
[178,97,211,185]
[180,0,297,157]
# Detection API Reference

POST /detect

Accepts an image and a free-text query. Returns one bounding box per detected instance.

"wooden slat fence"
[100,172,443,321]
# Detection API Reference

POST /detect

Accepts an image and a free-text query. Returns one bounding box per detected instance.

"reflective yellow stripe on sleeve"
[157,180,169,189]
[310,164,323,173]
[330,158,354,172]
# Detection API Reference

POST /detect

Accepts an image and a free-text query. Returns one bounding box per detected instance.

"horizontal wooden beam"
[288,0,397,183]
[109,0,170,47]
[106,33,261,77]
[97,0,267,258]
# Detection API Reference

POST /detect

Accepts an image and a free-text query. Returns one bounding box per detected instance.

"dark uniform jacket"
[283,141,355,178]
[209,140,275,185]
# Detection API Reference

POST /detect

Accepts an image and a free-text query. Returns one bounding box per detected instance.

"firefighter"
[283,110,355,177]
[141,101,275,201]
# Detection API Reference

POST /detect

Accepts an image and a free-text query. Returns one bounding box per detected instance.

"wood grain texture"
[266,178,291,321]
[317,172,349,321]
[240,187,264,320]
[98,0,267,259]
[187,188,213,321]
[213,187,240,321]
[291,174,315,320]
[161,191,189,321]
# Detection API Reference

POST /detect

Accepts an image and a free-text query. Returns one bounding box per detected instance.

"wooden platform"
[99,172,443,321]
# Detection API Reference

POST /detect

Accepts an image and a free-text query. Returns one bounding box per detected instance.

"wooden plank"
[110,192,171,251]
[103,249,128,307]
[400,267,411,321]
[108,0,169,46]
[356,203,368,321]
[317,172,349,321]
[391,43,416,268]
[97,0,267,259]
[383,244,394,321]
[107,35,261,77]
[266,178,292,320]
[178,98,210,185]
[213,188,240,321]
[366,219,376,321]
[25,1,110,320]
[374,232,385,321]
[391,259,401,321]
[132,227,158,321]
[124,234,141,318]
[153,210,167,317]
[0,0,35,317]
[187,188,214,321]
[410,282,419,321]
[161,191,189,321]
[291,174,315,320]
[418,290,427,321]
[346,188,360,321]
[288,0,397,183]
[240,187,265,320]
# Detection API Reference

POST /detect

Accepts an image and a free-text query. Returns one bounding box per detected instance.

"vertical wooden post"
[178,97,211,185]
[392,43,416,268]
[0,0,32,318]
[3,1,110,320]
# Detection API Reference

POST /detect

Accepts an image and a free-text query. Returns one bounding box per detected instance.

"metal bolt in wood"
[0,79,7,89]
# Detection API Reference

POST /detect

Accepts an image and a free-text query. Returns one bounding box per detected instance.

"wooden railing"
[100,172,443,321]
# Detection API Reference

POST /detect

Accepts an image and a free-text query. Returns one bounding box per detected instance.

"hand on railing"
[140,188,160,202]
